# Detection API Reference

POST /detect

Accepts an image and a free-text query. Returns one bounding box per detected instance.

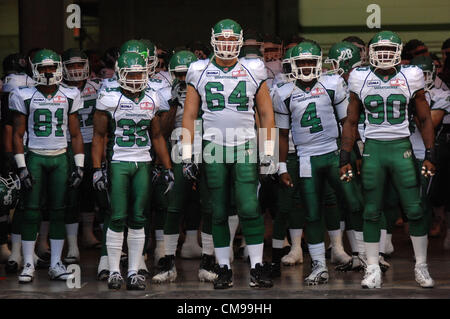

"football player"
[61,48,103,264]
[182,19,276,289]
[92,52,174,290]
[273,41,365,285]
[10,49,84,283]
[342,36,368,66]
[340,31,435,288]
[263,34,283,88]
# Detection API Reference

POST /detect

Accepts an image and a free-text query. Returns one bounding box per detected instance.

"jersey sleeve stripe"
[240,64,258,87]
[399,71,412,97]
[360,71,372,98]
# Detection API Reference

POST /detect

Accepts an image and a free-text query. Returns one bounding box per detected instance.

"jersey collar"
[371,65,401,83]
[36,85,59,100]
[122,88,146,104]
[295,79,318,93]
[211,58,238,73]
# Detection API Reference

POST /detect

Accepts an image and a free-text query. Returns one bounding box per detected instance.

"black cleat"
[5,260,19,273]
[250,263,273,288]
[97,269,110,281]
[138,268,150,279]
[213,265,233,289]
[198,254,218,282]
[108,271,124,290]
[127,273,146,290]
[269,262,281,278]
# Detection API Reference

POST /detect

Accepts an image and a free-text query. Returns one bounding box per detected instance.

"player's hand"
[421,160,435,178]
[68,166,84,188]
[340,164,354,182]
[93,168,108,191]
[152,165,162,184]
[280,173,293,188]
[182,160,199,181]
[19,167,33,190]
[162,168,175,195]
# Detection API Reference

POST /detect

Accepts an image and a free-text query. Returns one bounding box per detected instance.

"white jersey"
[187,57,267,147]
[2,73,35,93]
[154,71,172,87]
[273,74,348,157]
[349,65,424,141]
[270,84,295,153]
[96,87,159,162]
[265,60,282,89]
[9,84,81,150]
[409,88,450,159]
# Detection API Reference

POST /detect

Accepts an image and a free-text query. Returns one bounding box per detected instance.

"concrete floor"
[1,227,449,299]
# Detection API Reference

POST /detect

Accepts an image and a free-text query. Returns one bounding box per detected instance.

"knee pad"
[404,204,423,221]
[363,204,381,222]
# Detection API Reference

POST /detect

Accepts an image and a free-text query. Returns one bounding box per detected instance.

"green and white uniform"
[186,56,266,247]
[9,84,81,240]
[348,65,428,241]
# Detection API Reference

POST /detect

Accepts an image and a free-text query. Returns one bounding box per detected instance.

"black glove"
[19,167,33,190]
[68,166,84,188]
[182,157,199,181]
[152,165,162,184]
[93,167,108,191]
[161,168,175,195]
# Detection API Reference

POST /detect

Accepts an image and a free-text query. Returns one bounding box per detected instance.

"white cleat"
[361,264,382,289]
[198,254,218,282]
[48,262,74,281]
[304,260,328,285]
[97,255,109,281]
[152,255,177,283]
[18,263,35,283]
[415,263,434,288]
[331,247,352,266]
[281,246,303,266]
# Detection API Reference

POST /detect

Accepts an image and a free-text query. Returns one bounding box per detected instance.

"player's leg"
[6,203,23,273]
[151,164,167,264]
[181,193,202,259]
[96,183,111,281]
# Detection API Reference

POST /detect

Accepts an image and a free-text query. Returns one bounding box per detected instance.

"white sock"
[247,243,263,268]
[164,234,179,256]
[410,235,428,265]
[272,239,284,249]
[38,221,50,248]
[379,229,387,254]
[215,246,231,268]
[308,242,326,265]
[365,242,379,265]
[228,215,239,248]
[354,231,365,255]
[50,239,64,268]
[65,223,79,254]
[346,230,358,253]
[155,229,164,241]
[340,221,346,233]
[386,233,393,247]
[22,240,36,267]
[289,229,303,244]
[10,233,22,261]
[201,232,214,255]
[184,230,198,245]
[127,228,145,276]
[106,228,124,273]
[328,229,344,250]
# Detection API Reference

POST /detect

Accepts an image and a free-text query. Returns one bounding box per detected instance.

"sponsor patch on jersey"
[232,69,247,77]
[403,150,412,159]
[310,88,326,96]
[83,86,96,95]
[292,93,305,100]
[390,79,406,87]
[367,80,380,87]
[206,70,220,77]
[33,98,45,102]
[140,101,154,110]
[53,95,67,103]
[120,103,133,110]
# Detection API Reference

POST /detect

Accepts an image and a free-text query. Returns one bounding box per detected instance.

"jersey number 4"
[205,81,249,111]
[300,102,323,133]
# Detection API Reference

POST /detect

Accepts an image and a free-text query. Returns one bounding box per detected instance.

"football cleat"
[48,262,74,281]
[379,254,390,273]
[335,255,354,272]
[198,254,218,282]
[249,263,273,288]
[415,263,434,288]
[97,255,109,281]
[5,257,21,274]
[138,255,150,279]
[34,253,50,269]
[152,255,177,283]
[269,262,281,278]
[304,260,328,285]
[361,264,382,289]
[153,240,165,264]
[213,265,233,289]
[281,246,303,266]
[127,273,146,290]
[108,271,124,290]
[18,263,35,283]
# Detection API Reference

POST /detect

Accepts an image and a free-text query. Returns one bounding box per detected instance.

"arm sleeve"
[8,89,27,115]
[334,77,349,120]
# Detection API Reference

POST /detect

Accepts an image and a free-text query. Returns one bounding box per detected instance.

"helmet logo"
[222,29,233,38]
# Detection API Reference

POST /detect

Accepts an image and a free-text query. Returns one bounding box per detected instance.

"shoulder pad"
[190,59,209,72]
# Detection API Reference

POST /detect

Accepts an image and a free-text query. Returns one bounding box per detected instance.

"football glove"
[19,167,33,190]
[161,168,175,195]
[93,168,108,191]
[68,166,84,188]
[182,157,199,181]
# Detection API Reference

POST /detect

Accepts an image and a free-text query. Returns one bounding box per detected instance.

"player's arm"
[431,109,445,128]
[151,115,172,170]
[91,110,108,169]
[181,85,200,160]
[159,104,177,140]
[68,112,84,159]
[414,89,436,176]
[339,92,361,181]
[278,128,293,187]
[12,112,26,156]
[1,94,15,174]
[255,81,276,153]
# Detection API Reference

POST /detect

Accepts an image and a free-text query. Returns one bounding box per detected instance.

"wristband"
[278,162,287,175]
[14,154,26,168]
[264,140,275,157]
[182,144,192,162]
[339,149,351,168]
[74,154,85,168]
[424,148,436,165]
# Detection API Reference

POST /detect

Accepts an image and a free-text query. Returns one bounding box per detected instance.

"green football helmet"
[61,48,89,81]
[140,39,158,77]
[30,49,63,85]
[239,46,263,59]
[410,55,436,91]
[0,173,20,211]
[119,40,149,66]
[211,19,243,60]
[169,50,198,103]
[115,52,148,93]
[290,41,322,81]
[282,47,295,81]
[369,31,402,69]
[325,42,361,75]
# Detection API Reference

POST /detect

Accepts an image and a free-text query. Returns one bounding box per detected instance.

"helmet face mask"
[31,49,63,86]
[290,42,322,82]
[63,58,89,81]
[116,52,149,93]
[0,173,20,210]
[211,19,243,60]
[369,31,402,70]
